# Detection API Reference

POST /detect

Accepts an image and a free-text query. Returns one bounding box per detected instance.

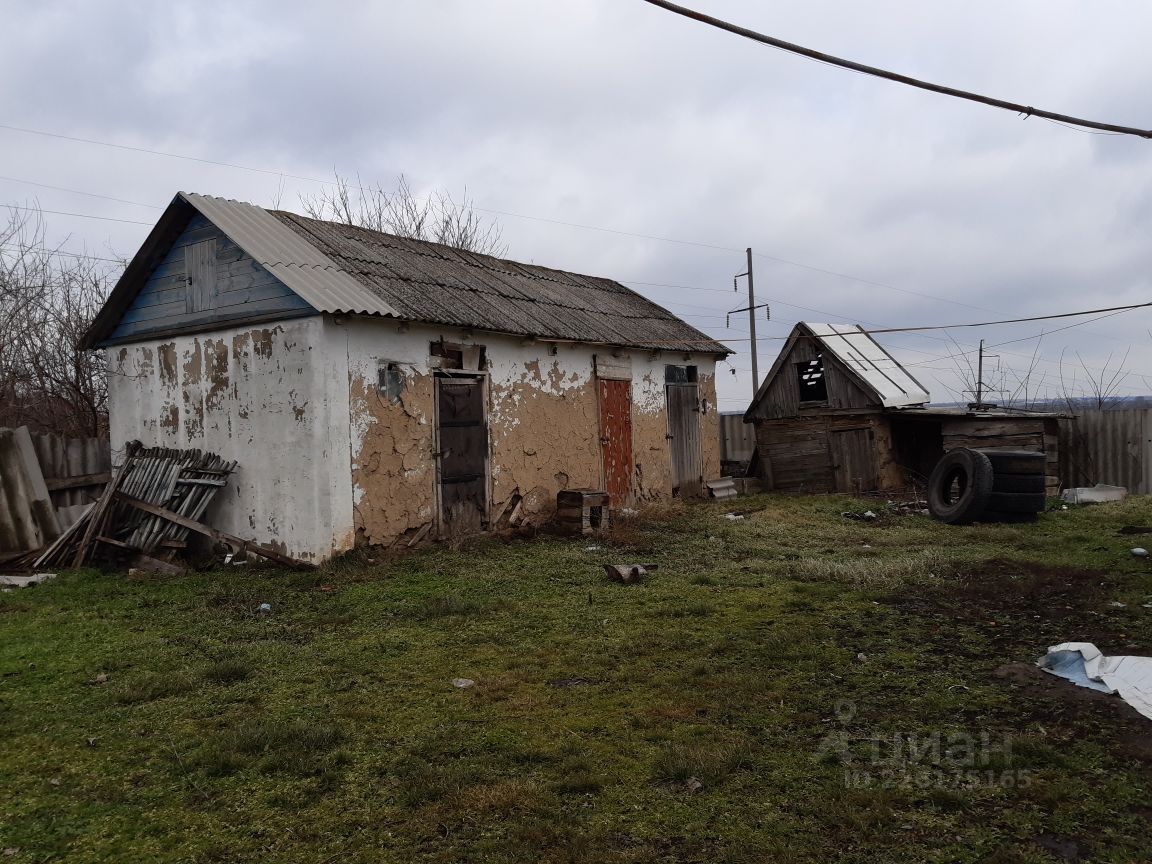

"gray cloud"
[2,0,1150,411]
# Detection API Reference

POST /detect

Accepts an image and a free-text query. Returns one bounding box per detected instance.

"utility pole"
[730,248,768,398]
[975,338,984,408]
[966,339,999,410]
[746,247,758,392]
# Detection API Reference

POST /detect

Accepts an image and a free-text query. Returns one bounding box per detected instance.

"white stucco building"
[84,193,731,562]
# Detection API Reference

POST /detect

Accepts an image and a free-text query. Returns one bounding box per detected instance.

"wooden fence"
[1059,409,1152,495]
[0,427,110,561]
[719,411,756,468]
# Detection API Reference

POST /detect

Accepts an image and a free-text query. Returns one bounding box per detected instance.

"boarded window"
[665,364,697,384]
[797,355,828,402]
[184,239,217,314]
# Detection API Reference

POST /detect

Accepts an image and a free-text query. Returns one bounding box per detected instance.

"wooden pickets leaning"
[114,494,315,570]
[30,441,314,572]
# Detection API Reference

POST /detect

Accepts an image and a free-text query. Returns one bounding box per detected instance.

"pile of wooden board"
[31,441,313,573]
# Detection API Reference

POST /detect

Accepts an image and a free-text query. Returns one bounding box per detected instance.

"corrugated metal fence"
[1059,409,1152,495]
[719,412,756,465]
[0,427,110,560]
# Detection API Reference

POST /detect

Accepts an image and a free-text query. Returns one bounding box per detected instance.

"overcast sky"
[3,0,1151,411]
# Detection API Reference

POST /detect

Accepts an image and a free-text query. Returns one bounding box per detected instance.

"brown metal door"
[830,427,877,494]
[436,375,488,536]
[667,383,703,497]
[598,378,633,506]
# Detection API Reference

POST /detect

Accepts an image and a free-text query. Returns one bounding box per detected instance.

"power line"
[639,0,1152,139]
[2,204,152,225]
[0,176,160,210]
[0,123,333,184]
[983,307,1136,349]
[751,250,991,313]
[639,299,1152,345]
[0,129,1133,346]
[0,244,123,264]
[629,278,1143,377]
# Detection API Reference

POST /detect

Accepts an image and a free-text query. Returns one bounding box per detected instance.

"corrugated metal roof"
[84,192,730,353]
[266,210,730,353]
[180,193,399,318]
[804,323,930,407]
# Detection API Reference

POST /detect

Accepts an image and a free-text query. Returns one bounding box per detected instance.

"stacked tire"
[926,448,1047,525]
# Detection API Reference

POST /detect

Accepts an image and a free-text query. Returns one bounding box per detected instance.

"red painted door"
[598,379,633,506]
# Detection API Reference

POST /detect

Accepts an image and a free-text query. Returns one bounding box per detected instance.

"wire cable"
[639,0,1152,139]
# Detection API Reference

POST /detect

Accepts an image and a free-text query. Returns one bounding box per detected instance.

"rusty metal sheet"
[598,378,634,506]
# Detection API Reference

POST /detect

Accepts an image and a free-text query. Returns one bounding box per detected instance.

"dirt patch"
[891,558,1152,767]
[995,662,1152,763]
[892,558,1126,651]
[1032,832,1088,862]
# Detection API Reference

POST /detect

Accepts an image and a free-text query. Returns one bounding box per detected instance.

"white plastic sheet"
[1038,642,1152,720]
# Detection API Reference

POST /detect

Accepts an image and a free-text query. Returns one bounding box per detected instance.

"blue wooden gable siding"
[108,213,315,342]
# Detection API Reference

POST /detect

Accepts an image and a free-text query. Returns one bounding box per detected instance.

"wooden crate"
[556,489,610,536]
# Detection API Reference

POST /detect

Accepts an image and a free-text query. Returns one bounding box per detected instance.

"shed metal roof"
[744,322,930,420]
[805,323,930,408]
[83,193,730,354]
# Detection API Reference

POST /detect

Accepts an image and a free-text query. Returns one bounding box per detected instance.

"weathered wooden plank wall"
[753,335,875,419]
[109,213,313,343]
[941,417,1060,496]
[1060,409,1152,495]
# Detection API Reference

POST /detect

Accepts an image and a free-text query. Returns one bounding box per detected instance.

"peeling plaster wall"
[106,316,354,562]
[338,318,722,546]
[109,313,723,560]
[337,319,438,546]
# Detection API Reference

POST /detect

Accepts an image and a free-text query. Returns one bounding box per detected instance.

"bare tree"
[1058,346,1131,411]
[299,173,507,256]
[0,204,118,437]
[1000,338,1050,410]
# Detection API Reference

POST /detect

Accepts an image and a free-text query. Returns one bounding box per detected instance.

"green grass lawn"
[3,494,1152,863]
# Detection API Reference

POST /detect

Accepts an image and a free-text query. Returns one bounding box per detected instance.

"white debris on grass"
[0,573,57,588]
[451,678,476,689]
[1061,485,1128,504]
[1038,642,1152,720]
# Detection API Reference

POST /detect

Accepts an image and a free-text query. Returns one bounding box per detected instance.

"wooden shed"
[743,323,1061,495]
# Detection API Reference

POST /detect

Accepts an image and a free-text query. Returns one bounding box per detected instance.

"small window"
[378,362,404,404]
[665,364,697,384]
[797,355,828,403]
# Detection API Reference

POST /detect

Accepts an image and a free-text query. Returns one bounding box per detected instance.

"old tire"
[986,491,1046,514]
[927,448,994,524]
[977,449,1045,475]
[992,473,1046,494]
